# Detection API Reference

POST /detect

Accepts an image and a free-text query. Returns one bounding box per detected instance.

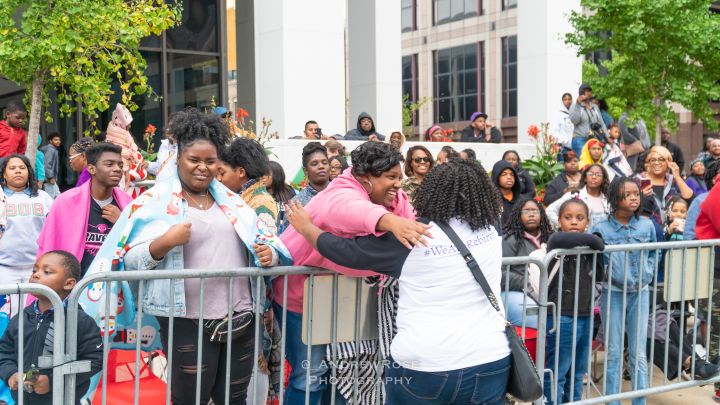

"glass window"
[167,53,220,113]
[402,54,419,126]
[433,43,484,124]
[502,0,517,10]
[140,35,161,49]
[434,0,479,25]
[401,0,415,32]
[92,52,163,148]
[502,36,517,117]
[166,0,218,52]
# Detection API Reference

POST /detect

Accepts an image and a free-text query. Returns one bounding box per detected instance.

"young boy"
[0,251,103,405]
[0,101,28,159]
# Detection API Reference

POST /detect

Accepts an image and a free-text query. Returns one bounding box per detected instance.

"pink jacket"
[273,168,416,313]
[36,180,132,262]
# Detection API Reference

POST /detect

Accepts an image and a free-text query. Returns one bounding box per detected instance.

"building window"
[434,0,480,26]
[402,54,419,125]
[401,0,416,32]
[502,0,517,10]
[501,35,517,118]
[434,42,484,123]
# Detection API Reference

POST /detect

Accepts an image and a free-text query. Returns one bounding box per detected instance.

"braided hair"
[70,137,95,154]
[413,160,501,231]
[607,176,640,217]
[503,198,553,243]
[169,107,230,155]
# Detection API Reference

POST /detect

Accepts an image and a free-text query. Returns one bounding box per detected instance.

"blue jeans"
[384,356,511,405]
[544,316,591,404]
[272,302,328,405]
[571,137,588,157]
[501,291,539,329]
[601,288,649,405]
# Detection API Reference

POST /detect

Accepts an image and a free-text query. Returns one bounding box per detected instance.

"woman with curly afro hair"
[285,159,512,405]
[95,108,292,405]
[274,141,430,404]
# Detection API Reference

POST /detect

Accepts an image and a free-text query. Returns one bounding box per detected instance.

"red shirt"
[695,185,720,240]
[0,120,27,158]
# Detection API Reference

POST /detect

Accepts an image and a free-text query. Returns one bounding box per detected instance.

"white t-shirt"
[316,218,511,372]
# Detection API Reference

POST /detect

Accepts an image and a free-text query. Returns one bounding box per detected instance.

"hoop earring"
[362,181,373,195]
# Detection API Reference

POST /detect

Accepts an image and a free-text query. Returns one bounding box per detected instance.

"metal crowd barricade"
[0,283,78,405]
[58,258,549,405]
[543,239,720,405]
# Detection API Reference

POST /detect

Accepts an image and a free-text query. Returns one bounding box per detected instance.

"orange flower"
[447,128,454,134]
[145,124,157,135]
[527,125,540,138]
[237,108,249,119]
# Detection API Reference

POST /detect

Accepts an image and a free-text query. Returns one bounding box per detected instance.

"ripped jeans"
[157,316,256,405]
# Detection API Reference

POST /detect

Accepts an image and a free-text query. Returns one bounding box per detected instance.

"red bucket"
[514,326,538,363]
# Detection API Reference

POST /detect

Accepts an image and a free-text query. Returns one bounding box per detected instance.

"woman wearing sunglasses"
[68,137,95,187]
[402,145,434,205]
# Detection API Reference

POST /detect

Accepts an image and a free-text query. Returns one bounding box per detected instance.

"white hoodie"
[550,104,574,147]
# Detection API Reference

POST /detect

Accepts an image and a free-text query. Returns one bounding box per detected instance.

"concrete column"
[347,0,402,137]
[252,0,346,138]
[517,0,582,143]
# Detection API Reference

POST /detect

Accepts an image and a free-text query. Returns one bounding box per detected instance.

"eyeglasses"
[521,209,540,215]
[68,153,82,161]
[646,157,667,164]
[413,157,431,164]
[586,172,603,178]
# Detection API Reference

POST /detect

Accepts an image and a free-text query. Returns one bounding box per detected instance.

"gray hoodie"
[39,144,59,181]
[569,102,607,139]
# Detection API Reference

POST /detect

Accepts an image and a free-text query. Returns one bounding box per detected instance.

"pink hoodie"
[273,168,416,313]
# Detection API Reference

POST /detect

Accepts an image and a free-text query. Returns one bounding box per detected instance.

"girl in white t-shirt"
[546,164,610,230]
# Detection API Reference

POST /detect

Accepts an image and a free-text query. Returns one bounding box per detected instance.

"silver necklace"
[183,189,209,209]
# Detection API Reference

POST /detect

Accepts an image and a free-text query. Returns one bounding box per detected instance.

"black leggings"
[649,320,694,380]
[157,316,255,405]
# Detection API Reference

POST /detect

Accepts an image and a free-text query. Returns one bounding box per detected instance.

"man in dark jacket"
[492,160,521,226]
[460,112,502,143]
[345,112,384,141]
[40,132,61,198]
[0,251,103,405]
[660,128,685,174]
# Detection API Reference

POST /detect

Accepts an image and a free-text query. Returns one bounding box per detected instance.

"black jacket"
[544,173,570,206]
[0,305,103,405]
[517,169,536,201]
[460,125,502,143]
[492,160,521,227]
[547,232,605,317]
[501,234,539,293]
[345,112,385,141]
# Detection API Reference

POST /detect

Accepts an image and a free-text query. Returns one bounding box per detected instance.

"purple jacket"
[75,167,91,187]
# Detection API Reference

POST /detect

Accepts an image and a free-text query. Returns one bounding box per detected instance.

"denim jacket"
[591,215,657,292]
[123,236,270,317]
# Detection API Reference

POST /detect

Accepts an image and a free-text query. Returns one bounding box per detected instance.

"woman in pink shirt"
[273,141,430,404]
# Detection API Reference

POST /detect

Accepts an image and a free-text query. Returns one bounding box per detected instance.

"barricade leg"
[272,302,328,404]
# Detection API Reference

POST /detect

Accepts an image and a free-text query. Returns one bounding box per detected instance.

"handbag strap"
[435,220,503,314]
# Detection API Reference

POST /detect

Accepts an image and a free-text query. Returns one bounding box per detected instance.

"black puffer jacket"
[345,112,385,141]
[0,305,103,405]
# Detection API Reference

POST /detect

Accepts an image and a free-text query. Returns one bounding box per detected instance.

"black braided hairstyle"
[169,107,230,155]
[503,198,553,243]
[607,176,640,217]
[413,159,501,231]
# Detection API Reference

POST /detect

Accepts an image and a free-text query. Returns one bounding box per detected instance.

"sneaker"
[694,360,720,380]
